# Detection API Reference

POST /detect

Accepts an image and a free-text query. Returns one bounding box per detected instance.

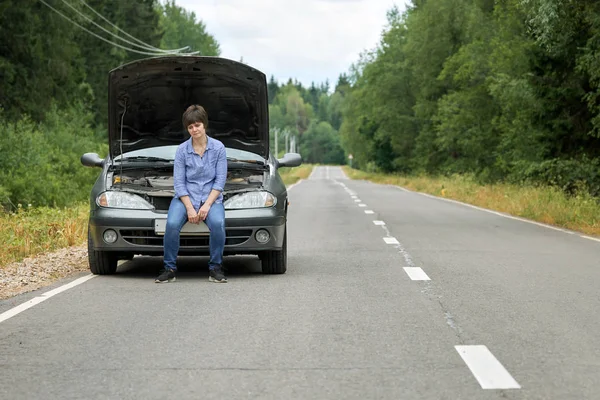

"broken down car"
[81,56,302,275]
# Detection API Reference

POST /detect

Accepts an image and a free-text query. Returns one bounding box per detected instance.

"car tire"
[261,226,287,274]
[87,228,118,275]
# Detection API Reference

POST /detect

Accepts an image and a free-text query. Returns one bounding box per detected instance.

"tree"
[300,121,345,164]
[74,0,164,125]
[0,0,88,122]
[158,0,220,56]
[267,75,279,104]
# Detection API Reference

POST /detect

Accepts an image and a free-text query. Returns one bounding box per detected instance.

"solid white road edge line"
[455,345,521,389]
[403,267,431,281]
[286,179,304,191]
[581,235,600,243]
[40,274,96,297]
[392,185,599,241]
[0,274,96,324]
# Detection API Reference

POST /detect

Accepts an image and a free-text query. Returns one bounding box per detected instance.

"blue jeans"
[163,198,226,271]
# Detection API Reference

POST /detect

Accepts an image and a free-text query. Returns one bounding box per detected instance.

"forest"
[340,0,600,198]
[2,0,600,210]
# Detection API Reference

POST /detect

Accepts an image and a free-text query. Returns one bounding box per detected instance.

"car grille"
[119,229,253,247]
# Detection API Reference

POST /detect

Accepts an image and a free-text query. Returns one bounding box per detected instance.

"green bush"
[509,158,600,198]
[0,104,106,210]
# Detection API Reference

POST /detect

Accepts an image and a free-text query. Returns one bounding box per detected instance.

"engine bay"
[108,167,265,211]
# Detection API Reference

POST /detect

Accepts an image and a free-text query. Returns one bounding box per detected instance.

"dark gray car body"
[82,56,301,275]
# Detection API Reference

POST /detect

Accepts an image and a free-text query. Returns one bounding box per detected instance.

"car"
[81,56,302,276]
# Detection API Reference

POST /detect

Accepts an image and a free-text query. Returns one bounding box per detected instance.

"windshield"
[113,145,265,162]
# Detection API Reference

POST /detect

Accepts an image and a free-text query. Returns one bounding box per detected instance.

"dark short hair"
[182,105,209,129]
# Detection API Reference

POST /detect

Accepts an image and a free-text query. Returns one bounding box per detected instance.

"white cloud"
[173,0,407,88]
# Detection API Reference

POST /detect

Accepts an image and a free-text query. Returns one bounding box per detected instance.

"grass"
[279,163,315,186]
[343,166,600,237]
[0,202,90,269]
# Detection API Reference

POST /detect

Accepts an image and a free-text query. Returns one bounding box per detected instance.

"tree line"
[3,0,599,209]
[267,76,347,165]
[0,0,219,208]
[340,0,600,197]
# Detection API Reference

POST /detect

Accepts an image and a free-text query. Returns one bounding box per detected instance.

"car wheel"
[87,228,118,275]
[261,226,287,274]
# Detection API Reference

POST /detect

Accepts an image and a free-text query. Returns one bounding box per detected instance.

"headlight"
[97,191,154,210]
[224,191,277,209]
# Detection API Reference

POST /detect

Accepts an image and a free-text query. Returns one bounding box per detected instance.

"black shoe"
[155,268,176,283]
[209,265,227,283]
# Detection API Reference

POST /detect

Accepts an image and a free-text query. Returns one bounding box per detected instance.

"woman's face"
[187,121,206,139]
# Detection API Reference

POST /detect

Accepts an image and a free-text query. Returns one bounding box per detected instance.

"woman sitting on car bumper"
[155,105,228,283]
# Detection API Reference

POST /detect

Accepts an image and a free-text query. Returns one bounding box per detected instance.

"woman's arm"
[198,146,227,220]
[173,146,199,223]
[212,146,227,193]
[173,146,189,199]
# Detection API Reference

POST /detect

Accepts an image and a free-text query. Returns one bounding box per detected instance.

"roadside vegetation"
[344,167,600,237]
[0,0,223,270]
[3,1,600,269]
[279,164,314,186]
[340,1,600,201]
[0,203,89,269]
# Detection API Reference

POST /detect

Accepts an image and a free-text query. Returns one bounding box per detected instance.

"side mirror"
[81,153,105,168]
[276,152,302,168]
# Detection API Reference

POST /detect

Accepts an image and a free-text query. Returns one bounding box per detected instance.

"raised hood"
[108,56,269,159]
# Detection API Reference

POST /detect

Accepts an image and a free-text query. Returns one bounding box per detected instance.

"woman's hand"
[187,207,200,224]
[198,203,211,221]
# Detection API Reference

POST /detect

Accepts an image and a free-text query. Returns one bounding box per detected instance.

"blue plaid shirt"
[173,137,227,209]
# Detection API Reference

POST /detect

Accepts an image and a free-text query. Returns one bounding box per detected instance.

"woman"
[155,105,228,283]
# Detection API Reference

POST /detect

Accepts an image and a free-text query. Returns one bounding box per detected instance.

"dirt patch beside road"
[0,245,88,300]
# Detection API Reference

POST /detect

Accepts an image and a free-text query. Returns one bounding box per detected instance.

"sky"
[173,0,408,89]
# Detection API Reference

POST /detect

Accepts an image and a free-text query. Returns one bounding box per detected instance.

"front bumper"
[88,206,286,256]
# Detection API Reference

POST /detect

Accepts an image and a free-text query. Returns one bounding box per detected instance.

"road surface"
[1,165,599,399]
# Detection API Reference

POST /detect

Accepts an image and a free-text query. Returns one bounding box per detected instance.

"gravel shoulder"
[0,245,89,300]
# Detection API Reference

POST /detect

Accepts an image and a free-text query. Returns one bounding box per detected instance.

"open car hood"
[108,56,269,159]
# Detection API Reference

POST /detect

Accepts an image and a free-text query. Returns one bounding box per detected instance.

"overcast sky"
[173,0,407,88]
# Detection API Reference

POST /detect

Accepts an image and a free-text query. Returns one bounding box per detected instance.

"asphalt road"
[1,165,599,399]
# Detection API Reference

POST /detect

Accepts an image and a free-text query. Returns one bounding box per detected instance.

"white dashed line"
[364,210,375,214]
[373,220,385,225]
[354,199,361,202]
[358,204,367,207]
[403,267,431,281]
[383,237,400,245]
[0,274,96,324]
[455,345,521,389]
